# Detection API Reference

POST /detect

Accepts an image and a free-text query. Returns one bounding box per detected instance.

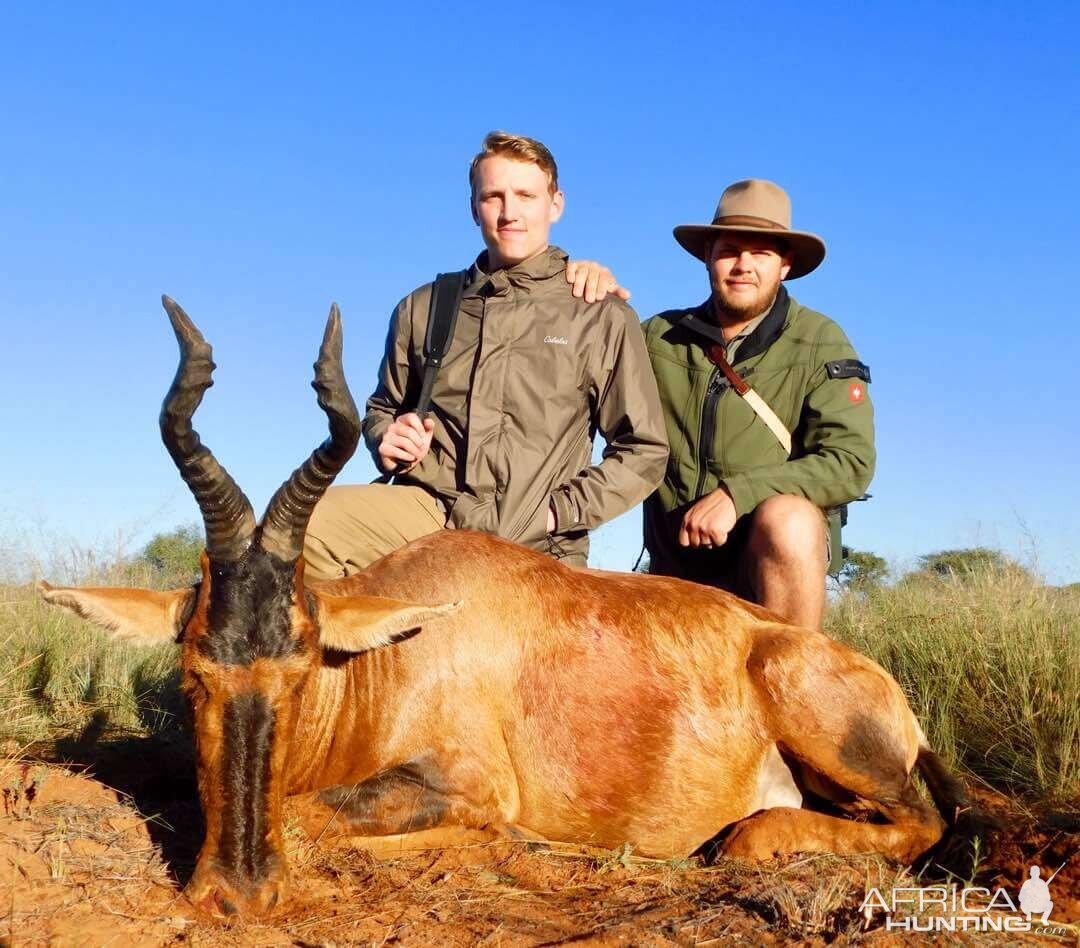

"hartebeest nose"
[186,870,288,919]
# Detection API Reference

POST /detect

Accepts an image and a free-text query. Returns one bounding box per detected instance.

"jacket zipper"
[694,369,727,499]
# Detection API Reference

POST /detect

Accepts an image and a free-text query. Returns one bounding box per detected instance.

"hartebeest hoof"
[719,809,794,861]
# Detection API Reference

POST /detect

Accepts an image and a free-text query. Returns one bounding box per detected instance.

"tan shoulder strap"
[741,387,792,454]
[705,343,792,455]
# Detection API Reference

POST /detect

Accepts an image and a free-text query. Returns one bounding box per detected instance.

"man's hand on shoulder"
[377,412,434,473]
[679,486,737,548]
[565,259,631,303]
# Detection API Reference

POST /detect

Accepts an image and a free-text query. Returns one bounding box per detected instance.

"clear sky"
[2,2,1077,583]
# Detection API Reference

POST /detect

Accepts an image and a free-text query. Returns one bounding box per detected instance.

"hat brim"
[673,224,826,280]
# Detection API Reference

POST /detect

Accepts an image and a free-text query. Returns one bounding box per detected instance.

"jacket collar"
[685,284,790,366]
[466,245,569,297]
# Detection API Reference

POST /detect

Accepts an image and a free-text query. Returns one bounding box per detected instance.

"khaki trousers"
[304,484,446,580]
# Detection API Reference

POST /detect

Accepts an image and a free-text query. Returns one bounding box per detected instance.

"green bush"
[134,524,204,583]
[835,549,889,593]
[911,547,1032,582]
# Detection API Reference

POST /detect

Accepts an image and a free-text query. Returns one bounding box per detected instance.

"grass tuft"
[0,553,187,747]
[827,564,1080,807]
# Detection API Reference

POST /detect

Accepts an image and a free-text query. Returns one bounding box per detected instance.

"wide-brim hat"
[673,179,826,280]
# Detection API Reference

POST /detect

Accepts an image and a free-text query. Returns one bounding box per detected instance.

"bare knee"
[747,495,826,568]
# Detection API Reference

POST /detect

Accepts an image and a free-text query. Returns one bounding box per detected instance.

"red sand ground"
[0,756,1076,946]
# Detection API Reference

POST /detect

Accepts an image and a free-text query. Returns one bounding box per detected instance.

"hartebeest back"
[40,298,985,918]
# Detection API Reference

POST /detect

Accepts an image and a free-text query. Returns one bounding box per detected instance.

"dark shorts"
[648,505,831,596]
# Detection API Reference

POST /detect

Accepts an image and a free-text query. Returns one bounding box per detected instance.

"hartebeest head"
[40,298,457,916]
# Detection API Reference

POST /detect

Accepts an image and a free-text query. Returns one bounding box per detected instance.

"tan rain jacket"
[363,246,669,563]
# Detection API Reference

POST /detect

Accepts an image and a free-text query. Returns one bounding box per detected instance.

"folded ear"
[311,592,463,654]
[38,581,195,645]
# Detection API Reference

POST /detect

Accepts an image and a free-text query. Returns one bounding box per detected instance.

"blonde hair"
[469,131,559,197]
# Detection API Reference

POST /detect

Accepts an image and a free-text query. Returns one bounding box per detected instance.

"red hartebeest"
[40,298,982,918]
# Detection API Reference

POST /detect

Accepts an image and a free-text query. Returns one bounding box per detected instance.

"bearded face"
[707,235,792,321]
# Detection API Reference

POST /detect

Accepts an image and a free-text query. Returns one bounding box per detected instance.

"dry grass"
[16,767,890,945]
[0,762,185,944]
[2,759,1074,944]
[266,837,918,945]
[0,559,185,746]
[827,565,1080,808]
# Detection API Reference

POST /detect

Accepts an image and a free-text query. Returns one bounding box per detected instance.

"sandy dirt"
[0,750,1076,946]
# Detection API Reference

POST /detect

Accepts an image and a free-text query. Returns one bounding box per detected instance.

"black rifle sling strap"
[375,270,466,483]
[415,270,467,419]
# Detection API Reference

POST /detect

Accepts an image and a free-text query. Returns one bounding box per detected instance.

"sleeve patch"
[825,359,871,383]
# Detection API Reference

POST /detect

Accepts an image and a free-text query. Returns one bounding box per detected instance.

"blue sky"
[2,2,1077,583]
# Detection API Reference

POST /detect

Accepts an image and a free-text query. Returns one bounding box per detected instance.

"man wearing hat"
[642,179,875,630]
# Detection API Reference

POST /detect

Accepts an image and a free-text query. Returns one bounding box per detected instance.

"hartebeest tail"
[915,747,999,876]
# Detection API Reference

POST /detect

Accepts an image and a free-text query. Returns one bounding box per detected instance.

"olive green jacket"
[364,246,669,562]
[642,287,875,565]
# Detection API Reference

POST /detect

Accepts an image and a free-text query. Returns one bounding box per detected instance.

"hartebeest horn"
[259,304,360,561]
[160,295,256,562]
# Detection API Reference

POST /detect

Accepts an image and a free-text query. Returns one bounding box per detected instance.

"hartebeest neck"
[283,647,393,794]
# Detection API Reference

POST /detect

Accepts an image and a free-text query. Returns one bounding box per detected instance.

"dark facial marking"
[199,545,303,666]
[218,692,276,883]
[318,759,450,836]
[839,714,910,793]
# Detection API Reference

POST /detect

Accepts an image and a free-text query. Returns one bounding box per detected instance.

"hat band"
[710,214,787,231]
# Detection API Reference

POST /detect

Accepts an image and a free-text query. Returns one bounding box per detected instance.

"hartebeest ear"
[311,592,463,654]
[38,581,196,645]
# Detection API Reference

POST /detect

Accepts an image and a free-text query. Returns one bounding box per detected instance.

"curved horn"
[160,295,256,562]
[259,304,360,561]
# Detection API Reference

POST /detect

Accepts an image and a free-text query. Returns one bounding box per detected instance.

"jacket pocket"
[510,497,551,548]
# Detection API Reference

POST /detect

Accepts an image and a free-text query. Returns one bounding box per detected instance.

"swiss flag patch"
[849,382,865,403]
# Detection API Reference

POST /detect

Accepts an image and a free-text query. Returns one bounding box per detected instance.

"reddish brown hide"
[41,528,974,917]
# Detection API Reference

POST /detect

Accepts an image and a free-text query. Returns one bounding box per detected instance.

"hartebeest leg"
[293,758,519,854]
[725,625,946,864]
[720,786,943,864]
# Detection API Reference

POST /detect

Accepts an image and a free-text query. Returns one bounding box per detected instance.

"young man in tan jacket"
[304,132,668,576]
